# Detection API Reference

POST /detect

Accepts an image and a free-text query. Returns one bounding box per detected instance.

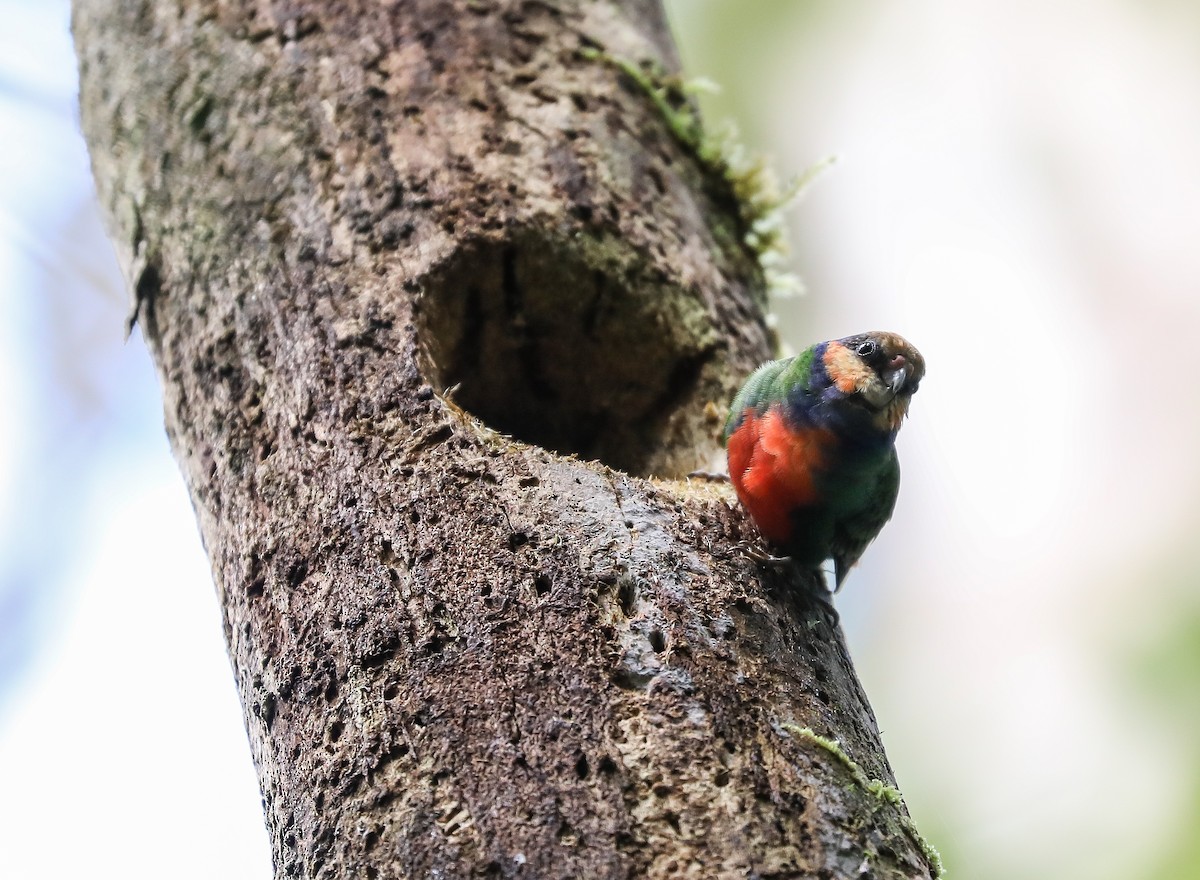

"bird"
[723,331,924,590]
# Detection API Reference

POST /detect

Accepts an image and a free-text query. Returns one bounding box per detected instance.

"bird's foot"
[806,567,841,624]
[739,541,792,567]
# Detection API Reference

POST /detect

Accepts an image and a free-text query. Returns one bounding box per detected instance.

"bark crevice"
[416,227,722,476]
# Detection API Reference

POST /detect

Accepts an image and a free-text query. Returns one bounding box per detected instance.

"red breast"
[726,407,834,545]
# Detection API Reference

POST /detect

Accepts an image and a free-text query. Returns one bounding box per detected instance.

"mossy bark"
[74,1,938,877]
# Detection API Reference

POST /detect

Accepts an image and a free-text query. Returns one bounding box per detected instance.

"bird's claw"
[740,545,841,625]
[738,541,791,567]
[809,580,840,626]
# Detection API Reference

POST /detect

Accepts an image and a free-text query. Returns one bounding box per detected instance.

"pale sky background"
[3,1,1200,878]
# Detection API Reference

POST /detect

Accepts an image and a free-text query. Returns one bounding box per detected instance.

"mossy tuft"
[583,49,831,302]
[781,723,945,877]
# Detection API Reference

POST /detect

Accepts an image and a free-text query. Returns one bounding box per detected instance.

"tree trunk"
[74,1,939,877]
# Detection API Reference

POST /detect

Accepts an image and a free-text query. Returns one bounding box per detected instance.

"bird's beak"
[884,355,909,396]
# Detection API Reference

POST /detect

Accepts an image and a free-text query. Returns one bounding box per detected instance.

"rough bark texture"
[75,1,938,878]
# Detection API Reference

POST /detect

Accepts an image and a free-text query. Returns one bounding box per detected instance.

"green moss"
[781,723,945,878]
[582,49,825,303]
[863,777,904,806]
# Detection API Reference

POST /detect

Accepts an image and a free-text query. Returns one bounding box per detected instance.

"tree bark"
[74,1,938,878]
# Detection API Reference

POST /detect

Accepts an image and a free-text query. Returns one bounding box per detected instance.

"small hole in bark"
[480,584,492,597]
[324,679,339,701]
[261,694,277,728]
[383,682,399,700]
[648,167,667,195]
[612,667,654,690]
[648,628,666,653]
[714,769,730,787]
[574,753,589,779]
[247,577,265,598]
[416,233,719,477]
[362,637,399,669]
[286,559,309,588]
[534,573,552,596]
[617,577,637,616]
[507,531,528,551]
[557,820,578,845]
[329,720,344,742]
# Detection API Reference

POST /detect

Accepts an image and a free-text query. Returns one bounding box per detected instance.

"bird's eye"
[856,341,877,357]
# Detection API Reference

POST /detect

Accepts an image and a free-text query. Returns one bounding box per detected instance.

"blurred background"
[2,0,1199,877]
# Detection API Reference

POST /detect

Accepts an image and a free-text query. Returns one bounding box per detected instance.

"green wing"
[723,358,788,443]
[723,347,818,443]
[832,450,900,589]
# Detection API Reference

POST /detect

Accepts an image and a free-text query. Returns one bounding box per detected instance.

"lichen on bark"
[74,1,939,877]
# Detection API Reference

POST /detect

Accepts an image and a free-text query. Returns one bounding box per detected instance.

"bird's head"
[822,331,925,432]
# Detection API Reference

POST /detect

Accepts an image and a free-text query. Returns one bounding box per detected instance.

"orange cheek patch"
[822,342,871,394]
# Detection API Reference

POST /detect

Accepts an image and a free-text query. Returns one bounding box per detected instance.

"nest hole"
[417,234,719,476]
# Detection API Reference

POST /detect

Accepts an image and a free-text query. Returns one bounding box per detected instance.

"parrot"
[723,331,925,590]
